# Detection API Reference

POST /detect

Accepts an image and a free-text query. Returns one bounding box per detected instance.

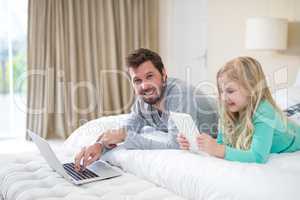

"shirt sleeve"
[123,114,179,149]
[122,103,180,150]
[224,105,277,164]
[216,130,224,144]
[224,122,274,163]
[123,129,179,149]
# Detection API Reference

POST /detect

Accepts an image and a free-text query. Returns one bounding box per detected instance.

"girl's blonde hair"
[217,57,283,150]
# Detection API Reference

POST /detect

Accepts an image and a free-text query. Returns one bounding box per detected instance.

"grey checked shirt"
[122,78,218,149]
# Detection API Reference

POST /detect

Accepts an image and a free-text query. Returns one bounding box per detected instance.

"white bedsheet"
[103,147,300,200]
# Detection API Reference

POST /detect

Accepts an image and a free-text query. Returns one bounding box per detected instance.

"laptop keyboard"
[63,163,98,181]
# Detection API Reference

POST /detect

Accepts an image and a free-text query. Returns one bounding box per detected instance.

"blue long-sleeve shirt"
[217,100,300,163]
[123,78,218,150]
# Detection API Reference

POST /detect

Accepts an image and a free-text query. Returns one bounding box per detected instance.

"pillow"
[274,86,300,110]
[294,69,300,87]
[63,114,129,152]
[273,87,300,125]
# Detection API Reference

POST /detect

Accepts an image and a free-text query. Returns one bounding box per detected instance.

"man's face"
[129,61,166,105]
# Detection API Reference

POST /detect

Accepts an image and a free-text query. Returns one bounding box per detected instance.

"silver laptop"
[28,130,122,185]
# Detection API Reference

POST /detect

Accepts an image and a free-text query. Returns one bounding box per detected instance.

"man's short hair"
[126,48,164,75]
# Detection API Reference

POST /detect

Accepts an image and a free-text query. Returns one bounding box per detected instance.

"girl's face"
[218,75,249,113]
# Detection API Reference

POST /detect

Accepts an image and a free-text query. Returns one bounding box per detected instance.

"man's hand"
[100,128,127,148]
[74,143,103,172]
[176,134,190,150]
[74,128,127,172]
[197,133,225,158]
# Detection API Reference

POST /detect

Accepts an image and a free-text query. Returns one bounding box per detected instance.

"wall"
[159,0,209,88]
[207,0,300,93]
[160,0,300,95]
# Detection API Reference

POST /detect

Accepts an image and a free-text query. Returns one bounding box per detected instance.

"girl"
[177,56,300,163]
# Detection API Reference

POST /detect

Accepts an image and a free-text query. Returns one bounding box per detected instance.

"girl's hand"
[177,134,190,150]
[197,133,225,158]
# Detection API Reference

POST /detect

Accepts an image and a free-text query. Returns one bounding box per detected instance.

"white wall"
[207,0,300,91]
[160,0,300,94]
[159,0,209,89]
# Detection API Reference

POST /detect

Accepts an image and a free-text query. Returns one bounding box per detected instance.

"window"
[0,0,27,138]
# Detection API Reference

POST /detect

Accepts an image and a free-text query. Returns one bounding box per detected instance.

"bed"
[66,113,300,200]
[1,86,300,200]
[0,115,184,200]
[0,152,186,200]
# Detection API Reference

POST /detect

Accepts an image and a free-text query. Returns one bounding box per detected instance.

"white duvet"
[64,114,300,200]
[103,148,300,200]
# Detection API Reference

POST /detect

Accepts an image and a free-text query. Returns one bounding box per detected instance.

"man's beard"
[141,80,166,105]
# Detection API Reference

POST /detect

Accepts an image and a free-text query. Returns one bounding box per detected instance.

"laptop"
[170,112,208,155]
[28,130,122,185]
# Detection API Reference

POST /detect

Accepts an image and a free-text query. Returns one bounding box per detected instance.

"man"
[74,48,218,171]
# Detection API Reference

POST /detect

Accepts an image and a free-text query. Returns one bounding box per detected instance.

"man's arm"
[122,112,180,149]
[123,129,179,149]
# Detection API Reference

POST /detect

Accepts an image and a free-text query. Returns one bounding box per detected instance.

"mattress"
[0,150,185,200]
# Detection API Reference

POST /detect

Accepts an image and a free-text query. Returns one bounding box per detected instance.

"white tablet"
[170,112,207,155]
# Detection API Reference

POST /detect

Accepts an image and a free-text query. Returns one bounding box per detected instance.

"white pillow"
[64,114,129,152]
[273,87,300,125]
[274,86,300,110]
[294,69,300,87]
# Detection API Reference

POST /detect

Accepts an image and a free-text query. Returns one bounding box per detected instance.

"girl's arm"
[202,120,274,163]
[223,120,274,163]
[223,102,281,164]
